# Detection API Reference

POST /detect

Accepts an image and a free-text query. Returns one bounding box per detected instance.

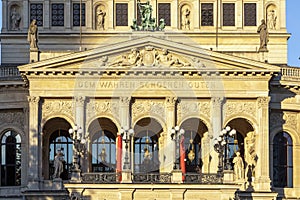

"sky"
[0,1,299,66]
[286,0,300,67]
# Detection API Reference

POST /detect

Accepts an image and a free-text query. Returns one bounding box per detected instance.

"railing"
[185,173,223,184]
[0,66,21,78]
[82,172,117,183]
[280,67,300,81]
[132,173,172,183]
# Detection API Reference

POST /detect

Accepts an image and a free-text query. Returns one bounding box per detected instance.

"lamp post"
[213,126,236,175]
[120,126,134,170]
[69,124,86,181]
[171,126,185,170]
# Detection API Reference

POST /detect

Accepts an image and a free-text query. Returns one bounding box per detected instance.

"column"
[255,96,271,191]
[74,96,86,171]
[119,97,131,183]
[27,96,41,189]
[164,96,177,172]
[210,97,224,173]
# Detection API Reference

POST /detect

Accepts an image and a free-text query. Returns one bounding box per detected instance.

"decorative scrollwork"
[185,173,223,184]
[132,173,172,183]
[82,173,117,183]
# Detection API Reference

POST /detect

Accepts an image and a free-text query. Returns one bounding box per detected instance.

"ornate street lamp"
[171,126,185,170]
[120,126,134,170]
[213,126,236,175]
[69,124,86,181]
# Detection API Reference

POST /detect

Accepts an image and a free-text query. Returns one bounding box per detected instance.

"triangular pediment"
[18,35,281,74]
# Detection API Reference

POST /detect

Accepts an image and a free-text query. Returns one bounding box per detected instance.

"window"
[227,132,244,169]
[1,130,21,186]
[30,3,43,26]
[158,3,171,26]
[273,132,293,187]
[49,130,73,180]
[244,3,256,26]
[201,3,213,26]
[73,3,85,26]
[116,3,128,26]
[134,131,159,173]
[184,131,202,172]
[51,3,64,26]
[223,3,235,26]
[91,130,116,172]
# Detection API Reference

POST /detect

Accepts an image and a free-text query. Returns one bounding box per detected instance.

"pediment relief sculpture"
[108,46,191,68]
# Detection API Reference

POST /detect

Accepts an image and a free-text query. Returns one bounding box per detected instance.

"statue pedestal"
[52,178,63,190]
[70,169,81,183]
[171,170,183,183]
[223,170,234,183]
[121,170,132,183]
[30,48,39,63]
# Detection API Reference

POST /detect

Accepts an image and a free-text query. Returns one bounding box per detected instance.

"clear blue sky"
[287,0,300,67]
[0,1,299,66]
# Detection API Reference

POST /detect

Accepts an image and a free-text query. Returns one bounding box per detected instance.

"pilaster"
[164,96,177,172]
[44,0,50,29]
[23,0,29,30]
[107,0,114,30]
[2,0,7,31]
[254,96,271,191]
[65,0,71,30]
[210,97,224,173]
[85,0,93,30]
[27,96,41,189]
[171,0,178,29]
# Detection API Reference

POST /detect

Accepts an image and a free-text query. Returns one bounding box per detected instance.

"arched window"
[134,131,159,173]
[184,130,201,173]
[92,130,116,172]
[49,130,73,180]
[0,130,21,186]
[227,132,244,169]
[273,132,293,187]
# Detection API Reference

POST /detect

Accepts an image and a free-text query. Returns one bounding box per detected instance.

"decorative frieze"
[0,111,24,128]
[225,101,256,118]
[132,99,165,121]
[87,99,119,120]
[270,111,297,131]
[178,100,210,119]
[257,97,270,108]
[42,99,74,119]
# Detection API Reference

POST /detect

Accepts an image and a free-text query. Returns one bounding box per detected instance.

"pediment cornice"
[18,35,281,77]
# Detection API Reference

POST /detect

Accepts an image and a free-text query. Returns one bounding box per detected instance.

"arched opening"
[133,117,163,173]
[273,132,293,188]
[42,117,72,180]
[0,130,21,186]
[226,118,255,175]
[88,118,118,172]
[181,118,208,173]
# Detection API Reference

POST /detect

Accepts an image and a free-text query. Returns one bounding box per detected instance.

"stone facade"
[0,0,299,200]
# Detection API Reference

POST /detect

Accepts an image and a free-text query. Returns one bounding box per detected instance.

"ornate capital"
[257,97,270,108]
[75,96,86,106]
[211,97,224,107]
[27,96,40,104]
[165,96,177,108]
[119,97,131,106]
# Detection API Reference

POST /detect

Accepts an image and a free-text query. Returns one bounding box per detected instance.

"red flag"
[180,135,186,181]
[116,135,122,182]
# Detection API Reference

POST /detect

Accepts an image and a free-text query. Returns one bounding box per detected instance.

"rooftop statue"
[131,0,165,31]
